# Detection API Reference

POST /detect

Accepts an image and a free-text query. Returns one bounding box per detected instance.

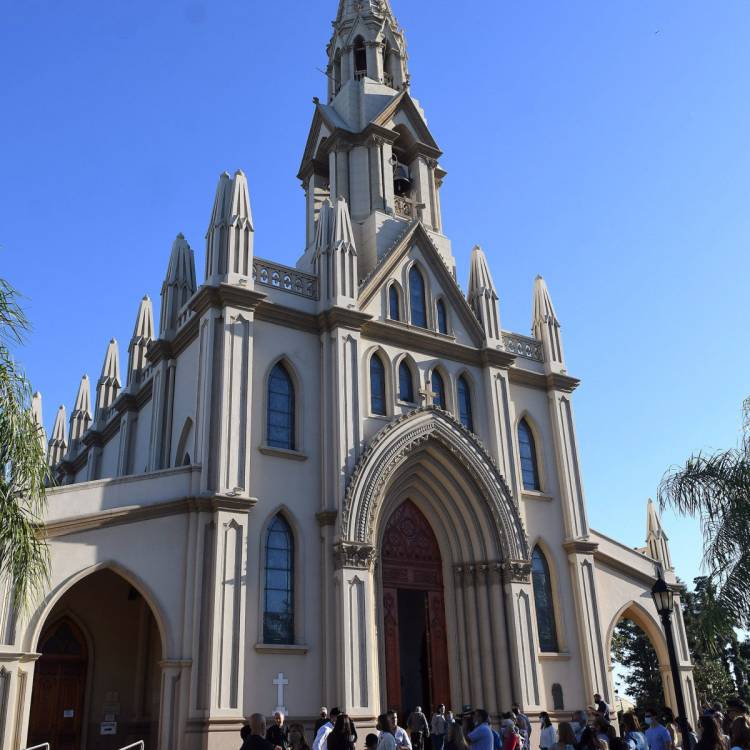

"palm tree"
[0,277,49,611]
[658,399,750,629]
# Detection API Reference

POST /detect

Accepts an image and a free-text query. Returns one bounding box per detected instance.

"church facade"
[1,2,695,749]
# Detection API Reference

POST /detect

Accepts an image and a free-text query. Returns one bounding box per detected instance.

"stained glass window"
[264,515,294,644]
[458,376,473,431]
[432,370,446,410]
[267,363,295,450]
[409,266,427,328]
[389,285,400,321]
[371,355,386,415]
[436,299,448,334]
[532,546,558,652]
[518,418,541,491]
[399,361,414,402]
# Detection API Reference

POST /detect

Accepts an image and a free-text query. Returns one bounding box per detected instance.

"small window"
[398,361,414,403]
[354,36,367,76]
[431,370,446,410]
[457,376,473,431]
[267,363,295,450]
[264,515,294,644]
[409,267,427,328]
[389,285,401,321]
[370,354,387,415]
[518,418,541,491]
[532,546,559,652]
[436,299,448,334]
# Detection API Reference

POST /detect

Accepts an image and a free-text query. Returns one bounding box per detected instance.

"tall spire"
[127,295,154,386]
[327,0,408,100]
[31,391,46,453]
[315,197,358,309]
[69,374,92,443]
[160,233,197,338]
[48,405,67,467]
[205,170,254,287]
[646,498,673,570]
[95,339,121,420]
[467,245,502,347]
[532,275,565,372]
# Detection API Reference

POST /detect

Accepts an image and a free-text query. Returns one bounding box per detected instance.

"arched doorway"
[28,618,88,749]
[28,568,163,750]
[381,500,450,716]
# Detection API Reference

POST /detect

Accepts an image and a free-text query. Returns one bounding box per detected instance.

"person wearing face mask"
[644,709,675,750]
[569,712,587,744]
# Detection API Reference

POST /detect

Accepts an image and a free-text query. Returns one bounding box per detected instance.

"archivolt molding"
[340,406,530,564]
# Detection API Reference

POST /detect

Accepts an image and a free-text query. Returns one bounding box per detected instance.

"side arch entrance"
[27,568,164,750]
[381,500,450,716]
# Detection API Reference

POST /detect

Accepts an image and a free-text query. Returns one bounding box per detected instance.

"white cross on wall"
[273,672,288,715]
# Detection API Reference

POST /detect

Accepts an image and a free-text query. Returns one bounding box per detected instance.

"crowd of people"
[236,695,750,750]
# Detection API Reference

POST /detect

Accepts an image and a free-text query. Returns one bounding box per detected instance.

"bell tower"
[298,0,453,278]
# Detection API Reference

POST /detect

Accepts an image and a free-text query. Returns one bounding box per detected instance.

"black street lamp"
[651,574,690,742]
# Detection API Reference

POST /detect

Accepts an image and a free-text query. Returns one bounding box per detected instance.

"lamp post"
[651,574,690,742]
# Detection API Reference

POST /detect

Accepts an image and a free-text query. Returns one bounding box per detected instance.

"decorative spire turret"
[95,339,121,421]
[69,374,92,443]
[467,245,502,347]
[327,0,408,100]
[160,233,196,338]
[31,391,46,453]
[646,498,673,571]
[315,197,358,309]
[48,405,67,467]
[205,170,254,287]
[127,295,154,386]
[532,275,565,372]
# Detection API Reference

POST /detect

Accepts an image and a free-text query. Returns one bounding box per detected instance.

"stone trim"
[333,542,376,570]
[258,445,309,462]
[316,510,338,527]
[563,539,599,555]
[253,643,309,655]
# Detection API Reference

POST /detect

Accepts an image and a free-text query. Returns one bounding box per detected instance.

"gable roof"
[358,221,485,347]
[370,91,441,153]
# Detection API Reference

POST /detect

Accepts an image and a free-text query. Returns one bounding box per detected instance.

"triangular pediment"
[371,92,440,153]
[359,222,484,347]
[298,105,344,180]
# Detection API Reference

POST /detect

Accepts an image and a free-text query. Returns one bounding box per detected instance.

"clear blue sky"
[3,0,749,588]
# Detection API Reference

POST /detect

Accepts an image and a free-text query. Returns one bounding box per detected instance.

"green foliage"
[658,399,750,628]
[612,618,665,711]
[0,278,49,610]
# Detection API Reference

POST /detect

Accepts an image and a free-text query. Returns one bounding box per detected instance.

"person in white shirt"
[378,714,398,750]
[539,713,557,750]
[432,706,448,750]
[387,711,413,750]
[313,708,340,750]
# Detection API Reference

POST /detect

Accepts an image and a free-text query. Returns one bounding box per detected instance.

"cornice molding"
[563,539,599,555]
[190,283,267,317]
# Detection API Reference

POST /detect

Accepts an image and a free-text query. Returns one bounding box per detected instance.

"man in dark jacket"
[243,714,277,750]
[267,712,289,749]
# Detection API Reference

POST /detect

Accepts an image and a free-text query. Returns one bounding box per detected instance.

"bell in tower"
[391,157,412,197]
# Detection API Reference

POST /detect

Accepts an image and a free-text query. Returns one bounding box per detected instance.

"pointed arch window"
[353,36,367,78]
[399,361,414,403]
[370,354,387,415]
[267,363,295,450]
[436,299,448,335]
[431,370,446,410]
[264,514,294,644]
[409,266,427,328]
[457,376,473,431]
[389,285,401,321]
[518,418,541,491]
[532,546,558,652]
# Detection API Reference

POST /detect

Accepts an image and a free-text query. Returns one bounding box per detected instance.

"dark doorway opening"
[382,500,450,717]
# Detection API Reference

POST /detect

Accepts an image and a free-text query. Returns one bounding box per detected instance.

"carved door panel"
[28,619,87,750]
[383,586,402,711]
[427,589,451,709]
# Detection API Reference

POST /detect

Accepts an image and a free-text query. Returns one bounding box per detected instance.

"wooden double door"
[28,618,87,750]
[382,500,451,717]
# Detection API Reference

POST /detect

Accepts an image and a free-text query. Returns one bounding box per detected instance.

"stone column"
[462,565,484,706]
[369,137,386,213]
[452,566,472,706]
[333,543,379,719]
[366,41,384,82]
[117,408,136,476]
[158,659,191,750]
[475,564,499,712]
[349,145,370,220]
[503,562,541,711]
[0,653,38,750]
[482,368,521,500]
[487,561,513,710]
